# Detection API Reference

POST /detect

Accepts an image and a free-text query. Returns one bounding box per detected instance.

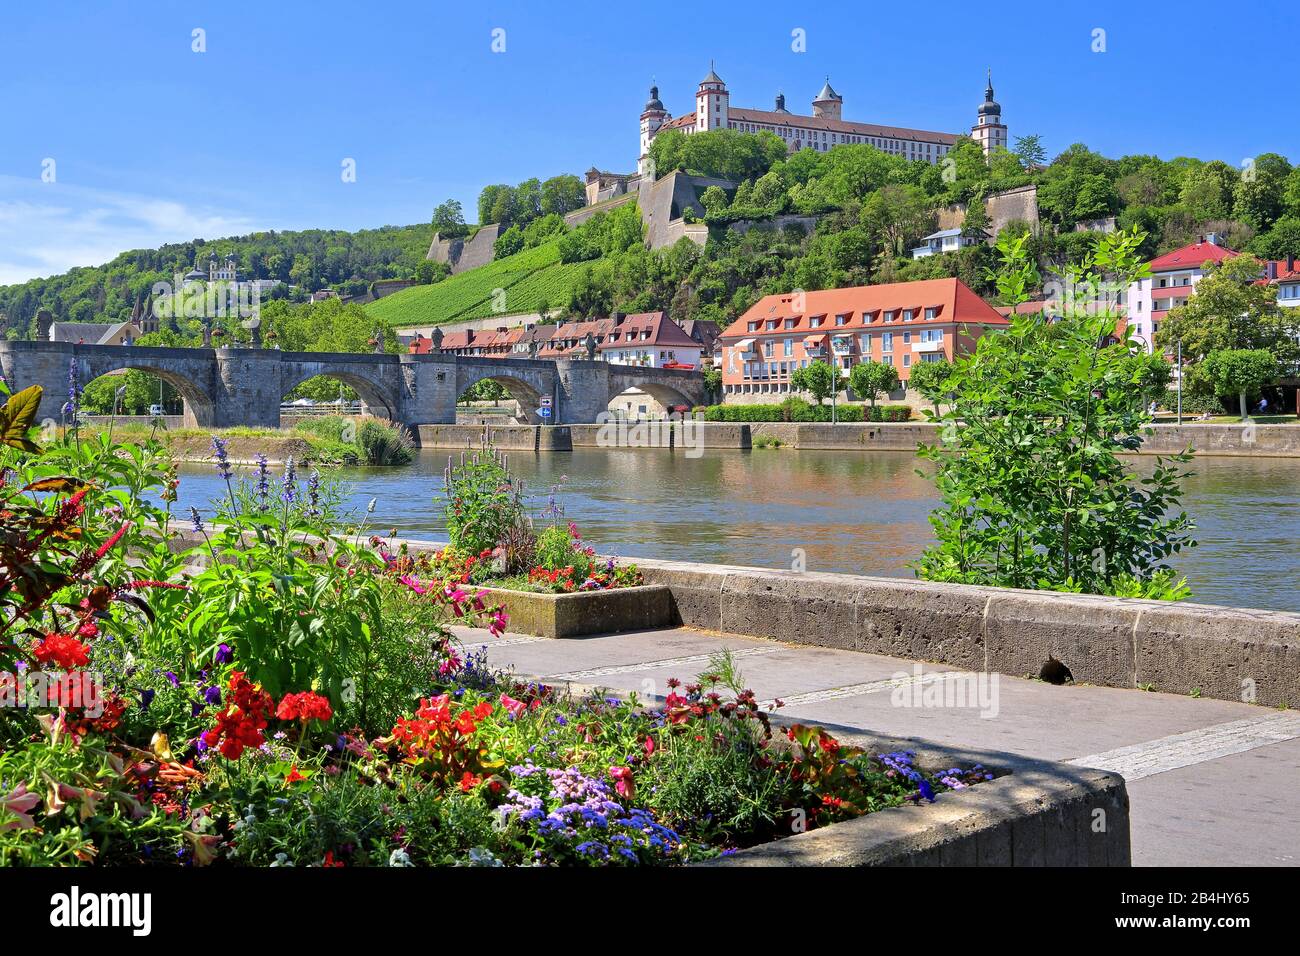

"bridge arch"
[78,355,217,427]
[605,370,705,420]
[454,361,555,425]
[278,367,400,420]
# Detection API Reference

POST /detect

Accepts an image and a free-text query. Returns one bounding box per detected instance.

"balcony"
[912,339,944,353]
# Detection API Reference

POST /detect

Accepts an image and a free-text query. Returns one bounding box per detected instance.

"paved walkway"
[454,624,1300,867]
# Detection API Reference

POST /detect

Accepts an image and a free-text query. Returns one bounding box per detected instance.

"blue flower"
[917,779,936,802]
[210,436,233,481]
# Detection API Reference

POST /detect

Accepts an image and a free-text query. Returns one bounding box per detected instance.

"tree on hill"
[1013,134,1047,169]
[647,128,787,183]
[1233,153,1292,232]
[432,199,468,238]
[540,175,585,217]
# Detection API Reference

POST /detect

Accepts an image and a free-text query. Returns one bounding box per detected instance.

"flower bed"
[0,386,1002,866]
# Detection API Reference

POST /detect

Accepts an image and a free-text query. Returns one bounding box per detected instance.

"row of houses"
[405,311,720,369]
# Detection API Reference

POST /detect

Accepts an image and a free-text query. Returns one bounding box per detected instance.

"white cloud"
[0,175,260,286]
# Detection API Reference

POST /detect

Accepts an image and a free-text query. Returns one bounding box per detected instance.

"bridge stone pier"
[0,341,705,438]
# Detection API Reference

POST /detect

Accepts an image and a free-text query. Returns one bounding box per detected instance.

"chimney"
[1287,253,1296,273]
[612,311,626,324]
[1196,234,1205,245]
[1266,261,1278,280]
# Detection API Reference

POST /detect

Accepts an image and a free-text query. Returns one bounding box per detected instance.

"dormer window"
[835,314,849,326]
[809,316,823,328]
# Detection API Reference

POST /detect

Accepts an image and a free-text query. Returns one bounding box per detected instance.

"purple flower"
[140,688,155,710]
[281,457,297,505]
[917,779,936,802]
[165,671,180,687]
[214,643,233,665]
[210,436,233,481]
[189,507,204,533]
[202,686,222,706]
[307,469,321,517]
[254,454,270,511]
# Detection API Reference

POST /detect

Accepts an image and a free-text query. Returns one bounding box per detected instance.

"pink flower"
[498,693,526,719]
[399,575,428,595]
[608,765,635,799]
[0,783,40,831]
[643,735,656,758]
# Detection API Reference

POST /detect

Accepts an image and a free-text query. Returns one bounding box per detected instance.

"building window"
[902,332,911,344]
[784,338,793,356]
[903,354,911,367]
[835,314,849,326]
[859,333,871,352]
[882,311,895,323]
[902,310,913,321]
[924,307,938,319]
[882,332,893,353]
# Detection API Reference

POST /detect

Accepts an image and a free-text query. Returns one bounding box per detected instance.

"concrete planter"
[476,584,674,639]
[540,679,1130,867]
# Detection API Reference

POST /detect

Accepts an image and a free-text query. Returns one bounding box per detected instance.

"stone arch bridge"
[0,342,705,437]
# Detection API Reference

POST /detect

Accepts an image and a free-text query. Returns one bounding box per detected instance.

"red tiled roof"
[729,107,957,144]
[1147,241,1238,273]
[598,312,699,350]
[719,279,1008,339]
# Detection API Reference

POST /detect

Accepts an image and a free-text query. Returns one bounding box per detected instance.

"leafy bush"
[443,442,526,555]
[357,418,414,465]
[914,230,1196,597]
[697,402,910,423]
[534,524,594,581]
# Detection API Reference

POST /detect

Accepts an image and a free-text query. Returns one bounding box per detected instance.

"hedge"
[693,401,911,423]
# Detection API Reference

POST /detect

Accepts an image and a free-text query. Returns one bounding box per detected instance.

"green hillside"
[365,240,587,327]
[0,224,434,339]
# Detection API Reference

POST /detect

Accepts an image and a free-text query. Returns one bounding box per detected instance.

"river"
[172,447,1300,614]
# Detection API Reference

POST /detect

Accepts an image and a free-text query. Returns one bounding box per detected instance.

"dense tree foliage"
[0,224,433,339]
[477,175,585,229]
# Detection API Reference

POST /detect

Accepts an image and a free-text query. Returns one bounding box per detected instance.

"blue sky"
[1,0,1294,285]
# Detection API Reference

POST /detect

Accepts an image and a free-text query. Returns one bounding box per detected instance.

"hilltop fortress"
[429,67,1014,271]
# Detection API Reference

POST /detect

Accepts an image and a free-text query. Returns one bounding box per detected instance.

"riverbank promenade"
[457,622,1299,867]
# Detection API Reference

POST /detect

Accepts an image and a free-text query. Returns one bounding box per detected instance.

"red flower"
[285,765,306,783]
[31,633,91,670]
[276,691,333,723]
[202,673,274,760]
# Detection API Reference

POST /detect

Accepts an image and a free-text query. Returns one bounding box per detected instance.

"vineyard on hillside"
[365,240,587,328]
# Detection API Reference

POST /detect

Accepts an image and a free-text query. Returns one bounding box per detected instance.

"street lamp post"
[1176,339,1183,425]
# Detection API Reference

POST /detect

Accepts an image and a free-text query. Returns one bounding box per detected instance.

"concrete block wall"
[624,558,1300,708]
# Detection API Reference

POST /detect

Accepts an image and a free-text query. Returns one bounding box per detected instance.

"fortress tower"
[971,70,1007,155]
[695,64,728,133]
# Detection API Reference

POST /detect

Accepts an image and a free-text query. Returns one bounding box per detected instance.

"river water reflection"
[175,447,1300,614]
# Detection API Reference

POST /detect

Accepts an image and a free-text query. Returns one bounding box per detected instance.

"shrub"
[534,524,594,581]
[697,402,909,423]
[357,418,414,465]
[443,442,526,555]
